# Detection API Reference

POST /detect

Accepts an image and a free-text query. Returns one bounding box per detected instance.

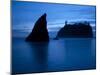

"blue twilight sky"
[12,1,96,32]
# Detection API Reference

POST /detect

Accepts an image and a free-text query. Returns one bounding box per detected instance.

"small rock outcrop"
[56,22,93,38]
[26,13,49,42]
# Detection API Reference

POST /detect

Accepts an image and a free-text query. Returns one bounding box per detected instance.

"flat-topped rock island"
[56,22,93,39]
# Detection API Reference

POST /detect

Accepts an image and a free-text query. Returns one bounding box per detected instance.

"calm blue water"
[12,36,96,74]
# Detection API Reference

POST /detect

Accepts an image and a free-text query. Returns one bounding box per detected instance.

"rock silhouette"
[26,13,49,42]
[56,21,93,38]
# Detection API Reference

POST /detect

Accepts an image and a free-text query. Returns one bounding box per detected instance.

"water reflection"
[12,38,96,74]
[47,38,96,71]
[27,42,49,72]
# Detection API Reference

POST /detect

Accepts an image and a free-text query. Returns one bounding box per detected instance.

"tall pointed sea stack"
[26,13,49,42]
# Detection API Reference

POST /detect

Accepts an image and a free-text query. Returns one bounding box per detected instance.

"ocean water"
[12,33,96,74]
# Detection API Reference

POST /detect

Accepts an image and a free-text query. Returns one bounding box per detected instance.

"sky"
[12,1,96,32]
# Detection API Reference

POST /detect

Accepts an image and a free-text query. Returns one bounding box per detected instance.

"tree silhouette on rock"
[56,21,93,38]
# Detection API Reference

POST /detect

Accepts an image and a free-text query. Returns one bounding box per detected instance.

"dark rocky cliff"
[56,22,93,38]
[26,13,49,42]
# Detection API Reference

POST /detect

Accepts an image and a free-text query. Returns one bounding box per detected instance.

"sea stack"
[26,13,49,42]
[56,21,93,38]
